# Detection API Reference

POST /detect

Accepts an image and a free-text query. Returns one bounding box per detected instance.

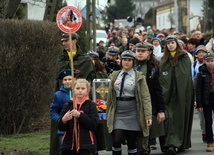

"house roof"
[155,0,173,9]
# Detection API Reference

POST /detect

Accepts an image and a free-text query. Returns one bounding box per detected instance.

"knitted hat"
[129,38,140,45]
[157,33,165,38]
[195,45,207,54]
[153,37,161,43]
[178,39,185,46]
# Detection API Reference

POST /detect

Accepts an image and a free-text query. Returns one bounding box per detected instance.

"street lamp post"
[174,0,179,31]
[153,0,155,26]
[186,0,190,36]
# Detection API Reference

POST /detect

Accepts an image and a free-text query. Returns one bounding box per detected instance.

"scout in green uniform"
[135,42,165,155]
[56,33,96,90]
[159,36,194,155]
[106,50,152,155]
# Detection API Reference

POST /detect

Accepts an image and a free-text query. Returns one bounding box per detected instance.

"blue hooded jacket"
[50,85,72,134]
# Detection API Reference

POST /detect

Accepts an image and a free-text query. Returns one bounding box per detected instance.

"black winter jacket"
[58,99,98,152]
[136,60,165,115]
[196,64,213,108]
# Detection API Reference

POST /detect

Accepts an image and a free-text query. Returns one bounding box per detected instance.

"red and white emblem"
[56,6,82,33]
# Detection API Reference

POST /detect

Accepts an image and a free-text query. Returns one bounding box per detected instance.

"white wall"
[156,0,203,31]
[21,0,46,20]
[156,7,175,30]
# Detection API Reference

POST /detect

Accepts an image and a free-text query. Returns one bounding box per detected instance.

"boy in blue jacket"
[50,69,76,154]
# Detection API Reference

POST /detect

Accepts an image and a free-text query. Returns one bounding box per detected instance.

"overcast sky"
[66,0,107,10]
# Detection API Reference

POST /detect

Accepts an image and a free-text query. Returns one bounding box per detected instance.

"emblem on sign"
[56,6,82,33]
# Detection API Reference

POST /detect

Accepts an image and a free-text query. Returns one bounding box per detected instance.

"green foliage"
[13,4,25,19]
[0,130,50,155]
[0,19,61,135]
[105,0,135,23]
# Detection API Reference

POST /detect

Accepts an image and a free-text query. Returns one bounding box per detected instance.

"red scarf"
[197,57,203,63]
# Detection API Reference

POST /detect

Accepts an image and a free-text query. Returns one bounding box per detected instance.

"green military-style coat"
[56,45,96,90]
[106,69,152,137]
[159,52,194,150]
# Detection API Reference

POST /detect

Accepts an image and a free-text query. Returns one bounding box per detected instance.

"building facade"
[156,0,203,33]
[21,0,46,20]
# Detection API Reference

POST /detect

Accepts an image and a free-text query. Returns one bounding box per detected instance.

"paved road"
[98,111,213,155]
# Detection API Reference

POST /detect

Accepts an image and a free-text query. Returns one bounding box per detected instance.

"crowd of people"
[49,24,214,155]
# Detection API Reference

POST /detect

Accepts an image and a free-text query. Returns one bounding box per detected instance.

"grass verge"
[0,130,50,155]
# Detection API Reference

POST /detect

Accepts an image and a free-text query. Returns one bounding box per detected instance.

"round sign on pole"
[56,6,82,33]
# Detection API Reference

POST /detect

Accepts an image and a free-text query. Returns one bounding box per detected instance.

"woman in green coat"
[159,36,194,155]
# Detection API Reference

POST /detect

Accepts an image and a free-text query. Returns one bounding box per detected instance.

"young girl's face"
[121,58,133,70]
[62,76,73,89]
[74,82,89,98]
[166,41,177,51]
[205,58,214,70]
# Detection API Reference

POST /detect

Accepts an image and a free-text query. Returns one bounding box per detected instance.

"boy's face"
[62,39,76,51]
[62,75,73,89]
[135,48,150,61]
[129,43,135,50]
[107,53,118,61]
[152,40,160,46]
[205,58,214,70]
[196,50,207,58]
[187,43,195,50]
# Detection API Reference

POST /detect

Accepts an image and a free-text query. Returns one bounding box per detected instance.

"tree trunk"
[0,0,9,18]
[6,0,22,18]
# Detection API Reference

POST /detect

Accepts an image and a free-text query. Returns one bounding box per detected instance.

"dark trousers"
[112,129,139,154]
[203,95,214,143]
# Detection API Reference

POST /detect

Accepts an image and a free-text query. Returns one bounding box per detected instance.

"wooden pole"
[68,30,78,151]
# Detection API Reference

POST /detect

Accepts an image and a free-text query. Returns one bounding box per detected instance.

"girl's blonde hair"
[74,79,90,89]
